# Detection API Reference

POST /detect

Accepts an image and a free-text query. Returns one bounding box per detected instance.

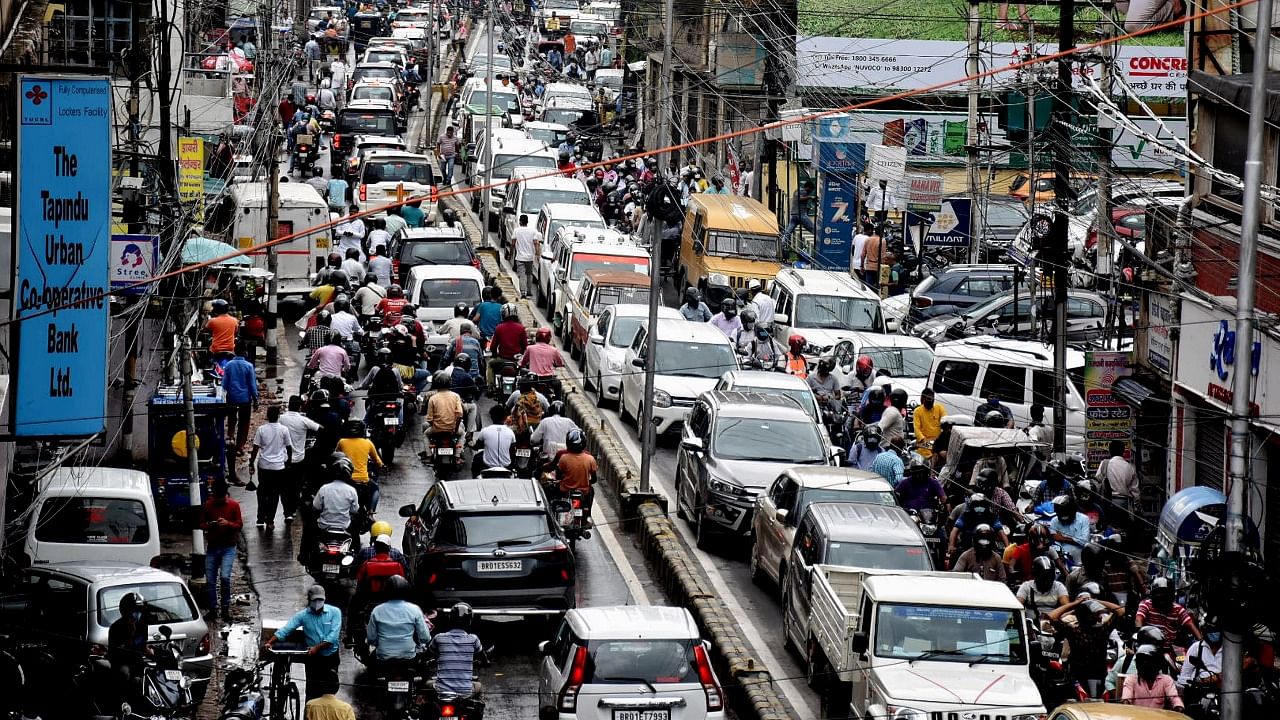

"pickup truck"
[783,565,1046,720]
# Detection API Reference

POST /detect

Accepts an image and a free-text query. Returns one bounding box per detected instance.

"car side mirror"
[693,240,704,256]
[851,631,869,655]
[631,357,645,368]
[589,332,604,345]
[503,206,516,215]
[774,508,789,525]
[680,437,703,453]
[773,313,788,325]
[538,640,551,655]
[398,503,417,518]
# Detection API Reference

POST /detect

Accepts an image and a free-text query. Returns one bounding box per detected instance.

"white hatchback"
[619,318,739,435]
[538,605,726,720]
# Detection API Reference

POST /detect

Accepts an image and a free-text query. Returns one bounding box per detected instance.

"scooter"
[377,659,422,719]
[907,505,945,568]
[428,432,463,479]
[368,397,406,465]
[510,432,536,479]
[122,626,200,719]
[218,662,267,720]
[318,109,336,134]
[491,356,519,399]
[551,488,591,550]
[310,530,356,584]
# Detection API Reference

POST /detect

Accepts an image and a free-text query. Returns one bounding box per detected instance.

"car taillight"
[392,258,401,276]
[558,645,588,711]
[333,133,341,147]
[199,633,211,654]
[693,644,723,711]
[427,572,438,585]
[911,296,933,308]
[359,184,367,201]
[430,185,439,202]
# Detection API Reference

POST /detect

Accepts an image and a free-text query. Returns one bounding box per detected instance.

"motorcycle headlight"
[652,389,672,408]
[887,705,928,720]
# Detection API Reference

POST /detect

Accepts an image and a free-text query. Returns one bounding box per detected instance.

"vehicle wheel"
[749,541,766,586]
[694,506,714,551]
[568,534,577,552]
[824,681,854,720]
[584,364,595,391]
[781,598,798,656]
[285,680,302,720]
[382,443,395,465]
[619,392,633,425]
[777,562,788,603]
[806,639,828,691]
[537,282,547,309]
[570,341,582,363]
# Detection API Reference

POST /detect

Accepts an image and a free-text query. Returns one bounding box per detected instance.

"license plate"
[164,670,183,681]
[322,563,340,574]
[436,446,454,456]
[476,559,522,572]
[614,711,669,720]
[573,508,584,517]
[383,417,400,426]
[514,448,532,458]
[387,680,410,692]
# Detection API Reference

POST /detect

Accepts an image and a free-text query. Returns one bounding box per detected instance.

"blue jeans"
[440,155,456,184]
[782,213,816,242]
[206,545,235,610]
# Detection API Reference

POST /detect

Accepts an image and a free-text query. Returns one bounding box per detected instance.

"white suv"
[537,605,726,720]
[768,267,885,357]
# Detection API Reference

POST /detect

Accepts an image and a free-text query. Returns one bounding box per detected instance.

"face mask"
[130,610,142,622]
[309,599,325,613]
[1206,632,1222,644]
[922,399,933,408]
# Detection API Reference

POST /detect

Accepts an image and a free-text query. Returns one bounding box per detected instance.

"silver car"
[538,605,726,720]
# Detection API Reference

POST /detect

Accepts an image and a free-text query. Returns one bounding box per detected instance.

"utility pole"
[1223,0,1272,714]
[762,32,781,212]
[157,0,175,207]
[480,4,495,246]
[1049,0,1075,456]
[181,335,206,572]
[965,0,981,263]
[1094,21,1116,347]
[638,0,674,496]
[264,7,281,370]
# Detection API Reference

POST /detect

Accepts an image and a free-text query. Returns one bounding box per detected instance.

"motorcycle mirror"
[160,625,173,639]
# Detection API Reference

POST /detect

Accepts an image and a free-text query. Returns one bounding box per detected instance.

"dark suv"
[398,477,575,617]
[905,264,1015,328]
[387,226,480,285]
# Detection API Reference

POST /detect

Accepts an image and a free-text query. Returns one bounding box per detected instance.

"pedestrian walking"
[512,214,539,297]
[222,350,258,459]
[436,125,460,185]
[780,179,817,244]
[279,395,321,522]
[249,405,294,529]
[199,482,242,621]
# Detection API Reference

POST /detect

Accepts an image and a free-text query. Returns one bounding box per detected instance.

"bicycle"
[263,646,307,720]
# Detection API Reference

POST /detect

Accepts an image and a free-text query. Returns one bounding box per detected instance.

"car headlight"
[708,477,746,497]
[652,389,672,408]
[919,324,947,341]
[1012,714,1047,720]
[887,706,928,720]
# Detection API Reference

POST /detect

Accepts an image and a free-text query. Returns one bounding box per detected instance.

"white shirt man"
[340,257,365,281]
[330,309,361,340]
[513,224,540,263]
[473,422,516,469]
[749,289,775,326]
[329,60,347,91]
[252,419,292,471]
[336,215,366,255]
[367,228,392,253]
[279,406,321,459]
[531,414,578,456]
[852,230,869,272]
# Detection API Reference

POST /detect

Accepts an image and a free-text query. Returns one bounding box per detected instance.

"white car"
[550,237,649,337]
[538,605,726,720]
[880,293,909,333]
[768,267,886,357]
[829,332,935,405]
[619,319,739,435]
[584,303,681,404]
[406,264,484,328]
[354,151,437,220]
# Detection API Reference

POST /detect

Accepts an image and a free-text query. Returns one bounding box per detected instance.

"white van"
[24,467,161,567]
[228,182,331,295]
[499,173,591,249]
[927,336,1087,448]
[473,136,557,217]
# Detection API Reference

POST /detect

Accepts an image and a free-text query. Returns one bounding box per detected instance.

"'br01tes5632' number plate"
[476,559,522,572]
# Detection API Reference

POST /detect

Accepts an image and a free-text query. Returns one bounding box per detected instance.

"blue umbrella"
[180,237,252,267]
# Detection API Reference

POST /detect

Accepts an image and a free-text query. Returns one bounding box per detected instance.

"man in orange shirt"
[207,299,239,355]
[555,429,598,520]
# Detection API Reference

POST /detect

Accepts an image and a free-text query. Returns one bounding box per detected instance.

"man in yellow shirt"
[304,679,355,720]
[425,371,465,439]
[912,388,946,459]
[336,420,382,514]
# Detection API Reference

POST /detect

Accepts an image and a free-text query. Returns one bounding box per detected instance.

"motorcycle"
[360,316,385,360]
[511,433,536,479]
[428,432,463,479]
[218,662,266,720]
[1027,623,1084,708]
[293,133,319,176]
[907,506,945,568]
[122,626,199,719]
[310,530,356,584]
[551,488,591,550]
[424,646,492,720]
[491,356,519,399]
[318,109,336,134]
[369,397,406,465]
[377,659,422,719]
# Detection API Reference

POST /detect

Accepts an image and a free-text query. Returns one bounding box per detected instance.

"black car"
[398,477,575,616]
[331,103,399,172]
[905,264,1016,328]
[388,226,480,285]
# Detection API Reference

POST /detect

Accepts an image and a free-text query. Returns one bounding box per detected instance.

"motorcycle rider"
[849,355,875,392]
[1006,523,1070,585]
[1122,644,1186,710]
[952,523,1006,582]
[378,284,410,326]
[366,575,431,670]
[877,388,909,445]
[354,273,387,322]
[427,603,486,716]
[449,354,481,442]
[471,404,517,474]
[784,334,809,379]
[1047,594,1126,698]
[807,357,844,415]
[519,327,565,391]
[425,371,465,447]
[347,534,408,646]
[267,585,343,701]
[1033,459,1078,506]
[708,298,742,339]
[1135,576,1202,647]
[846,423,884,470]
[895,457,947,513]
[358,347,408,425]
[554,428,598,519]
[488,303,527,393]
[1068,542,1120,603]
[356,520,408,569]
[309,454,361,557]
[1016,555,1070,621]
[946,492,1008,563]
[1049,494,1092,565]
[440,302,479,340]
[740,322,783,370]
[973,391,1014,428]
[1177,625,1224,695]
[531,400,579,459]
[912,388,946,460]
[471,287,503,344]
[336,419,383,514]
[107,592,152,693]
[447,326,484,379]
[858,386,887,426]
[679,287,712,322]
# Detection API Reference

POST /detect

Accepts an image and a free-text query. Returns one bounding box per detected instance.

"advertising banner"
[815,140,866,174]
[178,136,204,201]
[906,172,944,212]
[1084,351,1135,471]
[867,145,906,182]
[817,174,858,270]
[14,75,112,437]
[111,234,160,296]
[906,198,972,247]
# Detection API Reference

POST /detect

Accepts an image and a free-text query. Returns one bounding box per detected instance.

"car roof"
[522,175,587,191]
[782,466,892,491]
[594,68,624,77]
[400,226,467,241]
[39,466,152,494]
[933,336,1085,369]
[806,502,926,544]
[343,99,396,112]
[583,269,649,286]
[483,127,528,143]
[491,138,554,154]
[704,390,810,419]
[545,96,594,109]
[363,150,429,163]
[567,605,700,640]
[930,263,1012,276]
[641,318,730,345]
[355,61,399,70]
[839,331,933,351]
[567,240,647,257]
[612,303,681,319]
[719,369,812,392]
[544,81,592,94]
[35,561,187,585]
[544,202,604,219]
[864,572,1021,609]
[524,120,569,131]
[440,477,547,510]
[353,134,405,146]
[775,267,880,300]
[687,194,778,235]
[408,265,485,282]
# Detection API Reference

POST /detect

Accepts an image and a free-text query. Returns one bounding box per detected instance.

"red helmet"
[788,334,806,353]
[594,169,605,178]
[535,327,553,343]
[855,355,874,376]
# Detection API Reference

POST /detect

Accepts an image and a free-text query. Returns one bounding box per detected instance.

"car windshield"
[592,285,650,312]
[583,639,698,685]
[735,385,818,421]
[795,489,896,518]
[707,230,778,259]
[859,346,934,378]
[793,295,881,331]
[523,189,588,210]
[983,202,1029,227]
[610,317,644,348]
[543,107,599,127]
[471,90,518,109]
[35,496,151,544]
[366,160,433,184]
[549,219,605,239]
[874,603,1027,665]
[366,51,401,64]
[354,86,395,102]
[439,512,554,547]
[653,340,736,378]
[596,74,623,90]
[713,417,826,463]
[570,253,648,280]
[493,153,554,179]
[418,278,481,307]
[338,112,396,135]
[401,241,471,265]
[571,21,609,35]
[99,582,198,625]
[526,126,569,146]
[828,542,933,570]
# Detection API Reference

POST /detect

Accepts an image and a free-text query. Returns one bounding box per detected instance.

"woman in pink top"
[1121,645,1185,711]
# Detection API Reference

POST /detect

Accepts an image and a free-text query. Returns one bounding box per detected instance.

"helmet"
[1076,479,1094,495]
[452,602,474,628]
[333,295,351,314]
[973,523,996,550]
[211,298,229,314]
[309,388,331,408]
[975,467,999,495]
[1031,554,1055,580]
[855,355,874,377]
[817,357,835,374]
[862,423,882,448]
[1135,643,1162,660]
[683,287,700,305]
[454,302,469,317]
[453,353,472,371]
[385,574,411,600]
[344,418,367,437]
[788,334,806,354]
[865,387,885,408]
[376,347,393,362]
[329,270,349,287]
[1028,523,1052,547]
[432,370,452,390]
[967,493,991,516]
[330,454,354,482]
[316,310,333,326]
[721,298,737,317]
[984,410,1007,428]
[739,308,757,329]
[547,400,565,417]
[889,388,908,408]
[1076,581,1102,599]
[535,327,553,343]
[566,428,586,453]
[1135,626,1166,647]
[388,284,404,298]
[371,520,394,538]
[501,302,519,320]
[363,272,378,286]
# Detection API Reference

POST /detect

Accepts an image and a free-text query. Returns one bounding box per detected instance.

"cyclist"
[267,584,342,701]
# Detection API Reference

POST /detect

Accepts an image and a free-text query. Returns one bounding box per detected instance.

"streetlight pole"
[480,1,495,245]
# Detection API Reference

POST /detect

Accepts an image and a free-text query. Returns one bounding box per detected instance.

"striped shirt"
[429,629,482,695]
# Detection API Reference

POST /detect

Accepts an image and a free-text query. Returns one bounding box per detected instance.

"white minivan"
[927,336,1087,448]
[472,135,557,217]
[24,467,161,567]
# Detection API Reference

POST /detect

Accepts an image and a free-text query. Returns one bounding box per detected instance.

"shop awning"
[1112,377,1168,413]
